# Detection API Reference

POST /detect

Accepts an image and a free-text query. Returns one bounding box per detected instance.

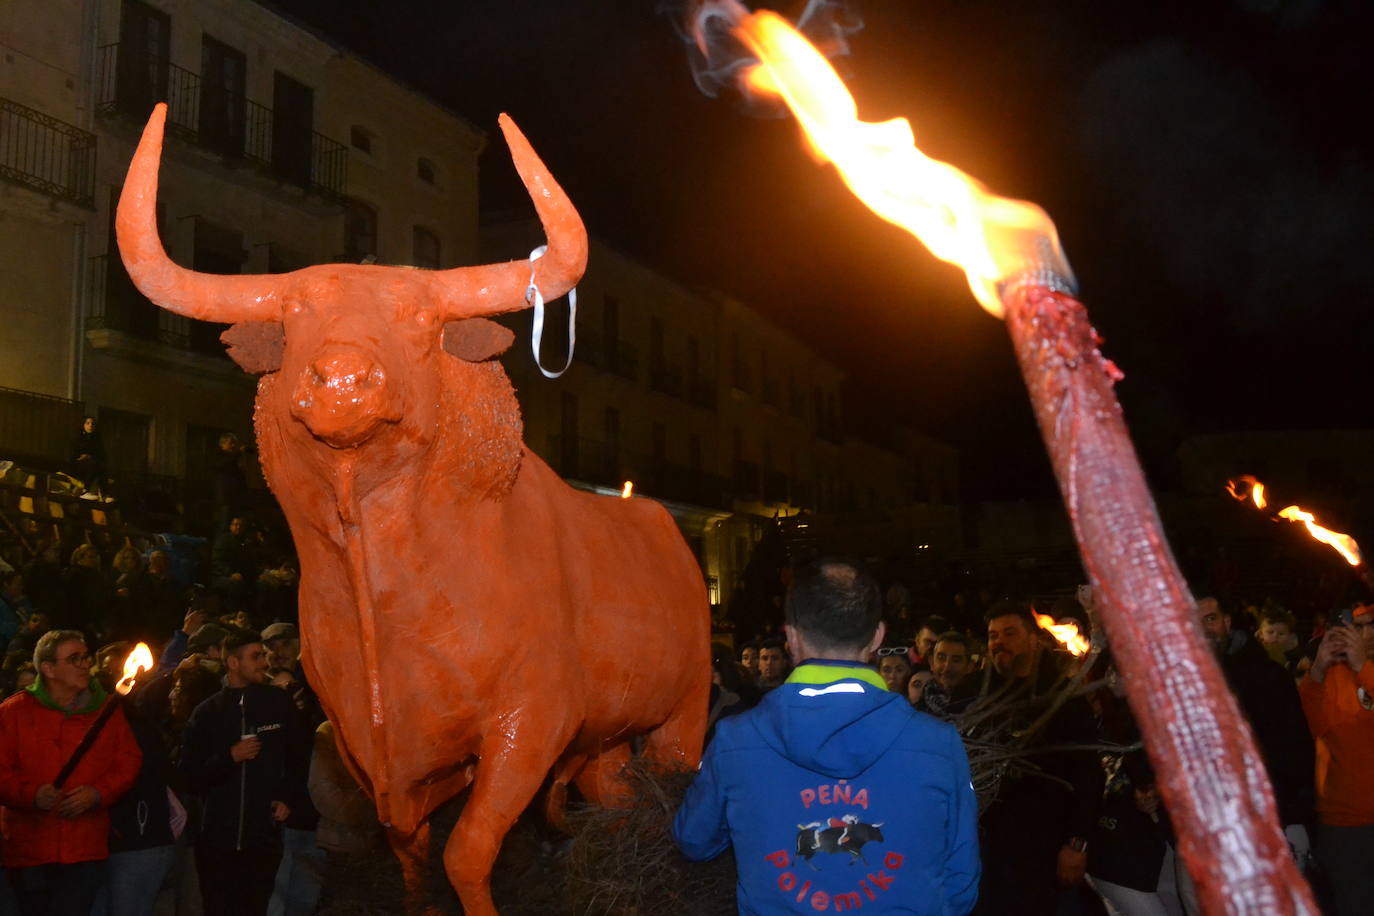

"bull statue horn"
[429,114,588,320]
[116,104,281,324]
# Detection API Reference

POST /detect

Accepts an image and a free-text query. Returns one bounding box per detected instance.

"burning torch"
[53,642,152,789]
[1227,475,1371,592]
[692,5,1314,913]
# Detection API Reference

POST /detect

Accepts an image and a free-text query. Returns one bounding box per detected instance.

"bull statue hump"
[117,104,711,915]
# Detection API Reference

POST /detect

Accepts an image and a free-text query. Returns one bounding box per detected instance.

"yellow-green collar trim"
[786,662,889,692]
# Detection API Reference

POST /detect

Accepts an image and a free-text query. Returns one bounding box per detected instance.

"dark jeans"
[1318,822,1374,916]
[973,798,1064,916]
[195,843,282,916]
[5,859,107,916]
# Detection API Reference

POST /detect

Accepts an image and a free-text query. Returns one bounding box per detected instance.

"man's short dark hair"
[983,599,1036,630]
[933,631,971,654]
[918,615,950,634]
[758,636,789,659]
[784,558,882,652]
[222,628,263,658]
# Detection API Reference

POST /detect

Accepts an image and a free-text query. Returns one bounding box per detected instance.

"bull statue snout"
[290,346,400,448]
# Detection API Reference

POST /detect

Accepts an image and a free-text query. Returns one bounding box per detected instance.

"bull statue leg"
[387,821,437,916]
[571,743,635,808]
[641,687,709,771]
[443,718,577,915]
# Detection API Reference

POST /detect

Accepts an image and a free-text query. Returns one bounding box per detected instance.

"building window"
[560,392,579,477]
[189,219,245,356]
[199,36,246,158]
[417,157,436,183]
[116,0,170,119]
[603,295,620,345]
[413,226,440,269]
[604,408,621,478]
[349,125,372,154]
[271,73,314,188]
[344,200,377,262]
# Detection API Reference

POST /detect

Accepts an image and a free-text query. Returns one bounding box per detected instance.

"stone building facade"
[0,0,483,488]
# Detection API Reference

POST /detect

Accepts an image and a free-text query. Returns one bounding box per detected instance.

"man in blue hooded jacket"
[674,558,980,915]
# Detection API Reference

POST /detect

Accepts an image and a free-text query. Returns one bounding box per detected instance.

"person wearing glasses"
[0,629,142,914]
[876,645,914,693]
[674,559,979,915]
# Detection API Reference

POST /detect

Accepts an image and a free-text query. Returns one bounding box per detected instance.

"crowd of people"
[701,578,1373,916]
[0,509,385,916]
[0,473,1370,915]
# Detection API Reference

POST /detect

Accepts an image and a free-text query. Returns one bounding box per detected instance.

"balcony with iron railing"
[0,97,96,208]
[761,376,781,409]
[0,387,87,468]
[730,362,753,394]
[566,327,638,381]
[86,253,194,349]
[649,362,683,398]
[764,469,790,505]
[543,435,729,507]
[733,460,761,499]
[686,376,718,411]
[95,44,347,200]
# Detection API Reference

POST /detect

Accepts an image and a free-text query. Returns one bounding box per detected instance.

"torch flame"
[1032,610,1090,657]
[117,642,153,696]
[1225,475,1266,509]
[1224,476,1361,567]
[1277,506,1361,567]
[621,481,634,498]
[727,9,1071,317]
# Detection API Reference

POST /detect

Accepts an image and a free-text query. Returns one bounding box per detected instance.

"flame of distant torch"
[1226,474,1267,510]
[711,7,1314,912]
[1276,506,1361,567]
[1227,476,1364,570]
[621,480,634,498]
[1032,610,1090,657]
[118,642,154,696]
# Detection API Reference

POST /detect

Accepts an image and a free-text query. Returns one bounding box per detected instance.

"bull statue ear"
[222,322,285,375]
[442,318,515,362]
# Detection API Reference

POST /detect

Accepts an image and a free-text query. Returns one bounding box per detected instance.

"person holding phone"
[1301,604,1374,915]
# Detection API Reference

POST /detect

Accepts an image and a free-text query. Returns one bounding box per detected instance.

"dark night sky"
[269,0,1374,500]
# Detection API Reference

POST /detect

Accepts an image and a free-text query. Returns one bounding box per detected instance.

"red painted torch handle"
[1001,285,1316,916]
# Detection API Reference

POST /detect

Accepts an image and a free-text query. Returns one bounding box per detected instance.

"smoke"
[674,0,862,102]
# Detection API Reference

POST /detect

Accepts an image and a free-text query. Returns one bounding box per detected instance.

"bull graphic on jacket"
[674,660,980,914]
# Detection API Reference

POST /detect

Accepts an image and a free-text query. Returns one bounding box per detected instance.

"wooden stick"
[1001,282,1316,915]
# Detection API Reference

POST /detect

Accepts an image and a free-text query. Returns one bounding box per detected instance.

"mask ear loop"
[526,245,577,379]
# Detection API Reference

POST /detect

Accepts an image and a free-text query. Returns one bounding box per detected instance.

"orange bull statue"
[117,104,710,914]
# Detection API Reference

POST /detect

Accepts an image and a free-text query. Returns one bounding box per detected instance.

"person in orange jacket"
[0,629,141,914]
[1300,604,1374,916]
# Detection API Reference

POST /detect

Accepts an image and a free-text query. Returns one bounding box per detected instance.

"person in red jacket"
[0,629,141,914]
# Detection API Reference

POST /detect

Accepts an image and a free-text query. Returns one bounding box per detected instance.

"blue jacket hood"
[753,660,909,779]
